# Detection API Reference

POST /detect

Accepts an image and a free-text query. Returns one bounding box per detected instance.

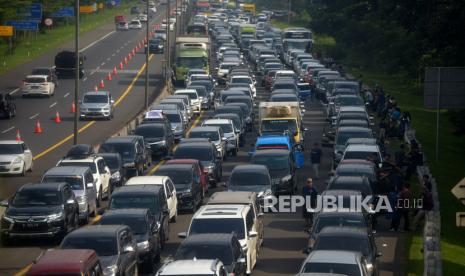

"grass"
[0,2,135,75]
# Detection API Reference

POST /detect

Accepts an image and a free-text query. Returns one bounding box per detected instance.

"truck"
[248,134,305,168]
[258,102,306,144]
[174,36,210,85]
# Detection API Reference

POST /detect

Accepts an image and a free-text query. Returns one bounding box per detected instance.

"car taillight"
[229,273,235,276]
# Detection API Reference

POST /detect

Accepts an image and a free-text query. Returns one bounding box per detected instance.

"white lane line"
[90,70,95,76]
[81,31,116,52]
[29,113,39,120]
[83,77,88,82]
[106,57,111,61]
[9,88,20,95]
[116,49,120,53]
[64,93,70,98]
[2,126,15,134]
[112,53,116,56]
[96,66,101,72]
[101,62,105,66]
[49,102,57,108]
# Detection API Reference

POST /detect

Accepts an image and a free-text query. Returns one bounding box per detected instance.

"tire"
[81,210,89,225]
[20,163,26,176]
[96,187,102,207]
[28,161,33,172]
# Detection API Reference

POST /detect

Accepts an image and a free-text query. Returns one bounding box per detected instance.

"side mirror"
[123,245,135,253]
[0,199,9,208]
[248,231,258,238]
[178,232,187,238]
[86,182,94,189]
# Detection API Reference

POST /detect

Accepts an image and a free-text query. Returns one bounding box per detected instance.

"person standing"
[412,185,434,231]
[302,178,318,228]
[310,142,322,179]
[390,184,411,231]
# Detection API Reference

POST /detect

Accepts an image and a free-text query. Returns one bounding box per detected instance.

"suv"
[79,91,114,120]
[56,154,110,205]
[147,38,165,54]
[341,144,383,168]
[189,126,226,160]
[178,205,259,274]
[54,51,85,78]
[228,165,273,204]
[99,136,151,177]
[298,250,370,275]
[0,140,33,176]
[202,119,239,156]
[31,66,58,87]
[98,152,125,192]
[0,182,79,243]
[157,259,228,276]
[42,166,97,223]
[22,75,56,97]
[135,123,175,157]
[174,89,201,115]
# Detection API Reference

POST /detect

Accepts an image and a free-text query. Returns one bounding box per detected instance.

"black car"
[251,149,296,194]
[173,142,222,186]
[31,66,59,87]
[60,225,138,276]
[0,182,79,244]
[228,164,273,205]
[146,38,164,54]
[0,93,16,119]
[326,176,373,197]
[65,144,95,159]
[135,123,174,158]
[155,164,202,212]
[99,136,150,177]
[109,185,170,249]
[215,106,245,129]
[174,233,247,276]
[98,209,161,273]
[54,51,85,78]
[99,153,125,192]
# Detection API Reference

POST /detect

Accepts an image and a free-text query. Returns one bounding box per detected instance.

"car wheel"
[81,210,89,225]
[28,161,33,172]
[97,187,102,207]
[20,163,26,176]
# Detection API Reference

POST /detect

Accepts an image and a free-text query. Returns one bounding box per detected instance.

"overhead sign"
[5,20,39,31]
[145,110,164,119]
[0,26,13,37]
[80,5,94,13]
[51,7,74,17]
[451,177,465,205]
[17,3,42,21]
[424,67,465,109]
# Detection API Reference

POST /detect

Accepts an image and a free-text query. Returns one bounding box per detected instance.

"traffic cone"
[133,48,136,55]
[70,101,76,113]
[54,111,61,123]
[15,129,22,142]
[94,85,98,92]
[99,79,105,89]
[107,72,112,81]
[128,53,132,61]
[119,62,124,69]
[124,57,128,64]
[34,121,43,134]
[113,66,118,75]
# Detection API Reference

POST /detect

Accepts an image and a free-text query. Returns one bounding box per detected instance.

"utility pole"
[288,0,292,24]
[73,0,79,145]
[144,0,149,109]
[166,0,171,92]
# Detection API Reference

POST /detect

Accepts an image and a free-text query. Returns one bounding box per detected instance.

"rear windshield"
[189,131,219,141]
[174,147,213,161]
[177,92,198,99]
[58,161,97,174]
[189,218,245,239]
[43,176,83,190]
[110,195,159,214]
[62,236,117,256]
[135,126,165,138]
[25,77,47,83]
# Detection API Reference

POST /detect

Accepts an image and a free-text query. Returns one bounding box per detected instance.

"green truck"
[174,36,210,85]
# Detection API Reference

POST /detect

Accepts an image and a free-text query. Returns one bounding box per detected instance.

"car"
[229,75,256,98]
[129,19,142,29]
[0,182,79,243]
[99,152,125,192]
[0,93,16,119]
[125,176,178,222]
[213,113,245,146]
[54,50,85,78]
[31,66,58,87]
[217,62,240,83]
[99,136,151,177]
[173,142,222,186]
[174,234,246,276]
[225,102,254,131]
[154,164,202,212]
[162,109,186,140]
[298,250,371,275]
[147,38,165,53]
[251,149,297,195]
[297,82,312,100]
[42,166,97,224]
[341,144,383,168]
[138,14,148,22]
[165,159,208,198]
[98,209,161,273]
[159,98,191,122]
[0,140,33,176]
[135,123,175,157]
[178,204,260,274]
[56,154,111,205]
[215,106,245,131]
[187,82,214,109]
[116,21,129,30]
[228,164,273,204]
[334,162,378,189]
[154,29,167,40]
[22,75,55,97]
[165,94,193,119]
[109,185,170,247]
[202,119,239,156]
[333,127,374,165]
[25,249,103,276]
[327,176,374,198]
[60,225,138,276]
[79,91,114,120]
[157,259,228,276]
[188,126,226,160]
[174,89,201,114]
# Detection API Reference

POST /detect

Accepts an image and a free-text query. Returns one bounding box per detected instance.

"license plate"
[24,223,39,228]
[31,86,39,89]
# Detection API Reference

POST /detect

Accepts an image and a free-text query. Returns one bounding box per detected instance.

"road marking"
[29,113,39,120]
[82,77,88,82]
[49,102,57,108]
[101,62,105,66]
[148,160,166,175]
[89,70,95,76]
[112,53,116,57]
[63,93,69,98]
[106,57,111,61]
[116,49,120,53]
[2,126,15,134]
[9,88,20,95]
[96,66,101,72]
[81,30,116,52]
[13,263,32,276]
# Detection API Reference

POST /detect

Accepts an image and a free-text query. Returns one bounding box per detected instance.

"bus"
[282,27,313,53]
[174,36,210,85]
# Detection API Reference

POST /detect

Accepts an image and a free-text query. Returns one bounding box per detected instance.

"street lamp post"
[73,0,79,145]
[144,0,149,109]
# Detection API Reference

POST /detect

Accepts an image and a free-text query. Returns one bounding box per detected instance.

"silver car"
[79,91,114,120]
[163,109,186,140]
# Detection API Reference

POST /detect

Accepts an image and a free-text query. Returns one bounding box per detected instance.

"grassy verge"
[0,2,135,75]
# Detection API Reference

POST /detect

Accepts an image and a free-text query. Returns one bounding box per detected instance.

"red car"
[165,159,208,196]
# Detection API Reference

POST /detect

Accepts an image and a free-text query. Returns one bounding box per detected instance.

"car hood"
[81,103,109,109]
[73,190,85,198]
[0,154,20,162]
[268,168,290,179]
[99,255,118,270]
[7,205,63,217]
[229,185,270,193]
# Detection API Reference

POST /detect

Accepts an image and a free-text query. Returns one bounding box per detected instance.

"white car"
[229,75,256,98]
[138,14,148,22]
[129,19,142,29]
[56,155,111,205]
[22,75,55,97]
[178,205,260,275]
[157,259,228,276]
[161,20,174,31]
[217,62,239,81]
[125,176,178,222]
[298,250,370,275]
[0,140,33,176]
[174,89,201,115]
[202,119,239,156]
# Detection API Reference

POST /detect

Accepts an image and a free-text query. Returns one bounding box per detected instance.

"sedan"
[0,140,33,176]
[129,19,142,29]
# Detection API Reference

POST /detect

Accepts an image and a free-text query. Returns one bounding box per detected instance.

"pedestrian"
[379,120,387,140]
[302,178,318,228]
[310,142,322,179]
[390,184,411,231]
[412,185,434,231]
[422,174,432,192]
[395,144,406,168]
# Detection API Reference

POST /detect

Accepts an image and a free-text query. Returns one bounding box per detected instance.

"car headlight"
[282,175,292,182]
[2,215,14,223]
[124,162,136,168]
[12,158,22,164]
[46,212,65,222]
[137,240,150,251]
[111,171,121,180]
[104,264,118,276]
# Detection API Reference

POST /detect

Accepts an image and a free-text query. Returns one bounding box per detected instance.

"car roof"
[208,191,257,205]
[345,144,379,152]
[19,182,65,192]
[83,91,110,96]
[176,142,213,149]
[104,136,139,143]
[101,208,149,218]
[165,159,200,165]
[0,140,24,145]
[125,176,169,185]
[332,176,367,184]
[111,184,163,196]
[195,204,249,219]
[318,226,369,237]
[25,75,48,78]
[231,164,268,174]
[44,166,89,176]
[305,250,360,265]
[190,126,221,132]
[336,126,371,132]
[203,119,231,124]
[180,233,236,246]
[158,259,221,275]
[27,249,98,275]
[157,163,194,171]
[252,149,290,157]
[64,225,128,238]
[320,189,362,197]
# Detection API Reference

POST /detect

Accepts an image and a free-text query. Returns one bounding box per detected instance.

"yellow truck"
[241,3,256,15]
[258,102,306,144]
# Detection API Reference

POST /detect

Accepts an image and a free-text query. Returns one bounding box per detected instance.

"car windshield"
[315,236,370,256]
[165,113,181,123]
[31,68,50,75]
[99,143,135,159]
[187,86,207,97]
[232,78,252,84]
[62,237,118,256]
[177,92,198,99]
[25,77,46,83]
[135,126,165,138]
[189,218,245,239]
[273,83,295,90]
[43,176,83,190]
[336,97,364,106]
[58,161,97,174]
[262,119,297,132]
[230,172,270,186]
[155,168,192,188]
[205,123,233,133]
[220,63,236,70]
[83,94,107,103]
[177,57,205,68]
[252,155,290,171]
[336,131,372,146]
[12,190,61,206]
[174,147,213,161]
[0,144,23,154]
[302,262,361,276]
[175,244,233,264]
[189,131,219,141]
[130,20,139,24]
[191,81,213,92]
[99,216,148,235]
[344,151,380,163]
[110,195,159,214]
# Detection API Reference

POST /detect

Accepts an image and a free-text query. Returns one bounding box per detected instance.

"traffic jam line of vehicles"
[0,3,389,276]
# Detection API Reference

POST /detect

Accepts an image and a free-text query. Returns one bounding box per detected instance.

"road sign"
[30,3,42,21]
[451,177,465,205]
[44,18,53,27]
[80,5,94,13]
[5,20,39,31]
[0,26,13,36]
[51,7,74,17]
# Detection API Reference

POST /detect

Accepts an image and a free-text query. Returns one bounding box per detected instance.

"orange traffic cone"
[15,129,22,141]
[119,62,124,69]
[132,49,136,56]
[54,111,61,123]
[99,79,105,89]
[94,85,98,92]
[113,66,118,75]
[71,101,76,113]
[107,72,112,81]
[34,121,43,134]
